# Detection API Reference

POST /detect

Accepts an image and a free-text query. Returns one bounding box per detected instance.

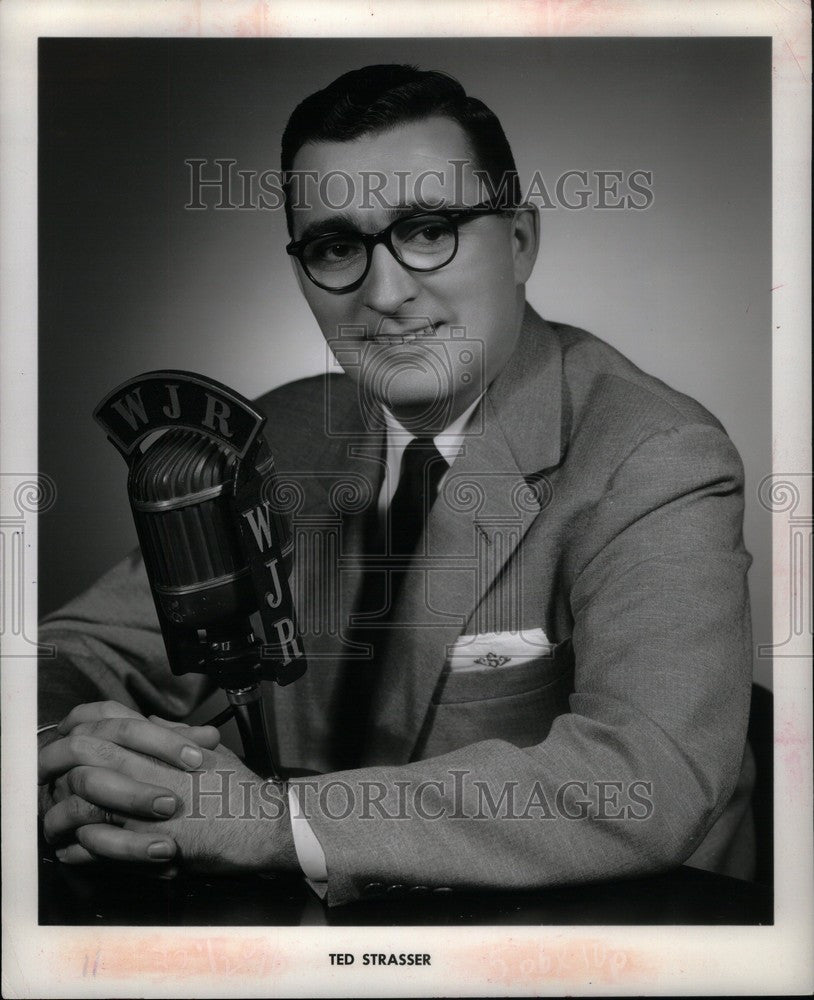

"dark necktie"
[335,436,447,766]
[387,434,448,580]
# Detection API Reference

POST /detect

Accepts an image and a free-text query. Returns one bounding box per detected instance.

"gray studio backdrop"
[39,37,771,687]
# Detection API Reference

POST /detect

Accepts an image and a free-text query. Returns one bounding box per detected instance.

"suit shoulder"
[254,372,358,417]
[253,373,354,459]
[255,372,331,410]
[549,321,727,436]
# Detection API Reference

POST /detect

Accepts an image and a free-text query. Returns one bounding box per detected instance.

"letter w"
[110,389,149,431]
[242,502,273,551]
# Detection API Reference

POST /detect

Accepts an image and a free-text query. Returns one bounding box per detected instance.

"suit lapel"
[361,305,566,764]
[279,379,385,749]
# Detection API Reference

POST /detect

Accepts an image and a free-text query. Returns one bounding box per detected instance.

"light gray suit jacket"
[39,305,755,905]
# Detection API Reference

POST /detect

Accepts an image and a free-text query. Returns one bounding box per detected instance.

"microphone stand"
[205,625,283,782]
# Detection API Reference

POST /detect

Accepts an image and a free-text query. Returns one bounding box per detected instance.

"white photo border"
[1,1,811,996]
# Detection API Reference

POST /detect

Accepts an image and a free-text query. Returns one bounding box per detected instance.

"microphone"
[94,370,306,780]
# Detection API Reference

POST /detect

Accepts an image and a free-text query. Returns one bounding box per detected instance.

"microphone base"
[225,683,283,782]
[202,625,282,781]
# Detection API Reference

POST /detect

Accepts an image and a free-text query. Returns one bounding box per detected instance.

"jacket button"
[363,882,383,895]
[409,885,428,893]
[432,886,452,893]
[386,883,404,893]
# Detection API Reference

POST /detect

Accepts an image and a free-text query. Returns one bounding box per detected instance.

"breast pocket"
[413,639,575,760]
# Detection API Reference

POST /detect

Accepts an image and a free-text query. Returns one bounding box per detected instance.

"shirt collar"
[380,393,485,467]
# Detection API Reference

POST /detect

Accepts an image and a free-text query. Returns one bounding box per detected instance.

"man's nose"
[361,243,420,314]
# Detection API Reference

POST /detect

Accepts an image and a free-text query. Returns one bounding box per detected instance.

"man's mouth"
[370,322,440,344]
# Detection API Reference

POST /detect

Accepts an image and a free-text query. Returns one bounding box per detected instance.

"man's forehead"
[288,116,483,228]
[291,116,475,172]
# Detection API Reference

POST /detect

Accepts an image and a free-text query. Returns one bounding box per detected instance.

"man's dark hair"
[280,64,521,234]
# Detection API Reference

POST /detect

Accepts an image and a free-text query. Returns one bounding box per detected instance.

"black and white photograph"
[1,2,811,997]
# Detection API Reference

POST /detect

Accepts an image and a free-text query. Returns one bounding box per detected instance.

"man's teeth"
[374,326,435,343]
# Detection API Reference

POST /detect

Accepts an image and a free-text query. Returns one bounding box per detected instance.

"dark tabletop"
[39,833,772,926]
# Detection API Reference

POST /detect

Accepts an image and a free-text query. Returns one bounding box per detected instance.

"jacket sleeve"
[290,423,754,905]
[38,547,214,727]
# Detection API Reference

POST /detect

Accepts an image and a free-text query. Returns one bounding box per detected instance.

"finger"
[51,774,70,804]
[44,771,179,843]
[66,765,180,818]
[71,717,211,771]
[43,795,113,844]
[38,730,203,785]
[54,842,97,865]
[57,701,143,735]
[147,715,190,729]
[52,825,177,865]
[147,717,221,749]
[54,844,181,881]
[75,823,177,864]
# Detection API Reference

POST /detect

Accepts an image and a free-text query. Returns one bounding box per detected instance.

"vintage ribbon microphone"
[94,370,306,781]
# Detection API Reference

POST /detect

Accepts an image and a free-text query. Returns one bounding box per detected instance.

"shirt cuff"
[287,782,328,882]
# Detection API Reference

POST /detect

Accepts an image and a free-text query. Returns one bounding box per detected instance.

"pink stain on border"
[67,936,291,980]
[174,0,287,37]
[775,713,810,793]
[168,0,650,39]
[530,0,634,36]
[451,937,658,987]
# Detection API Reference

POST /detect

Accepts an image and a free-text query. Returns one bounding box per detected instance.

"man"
[38,65,755,906]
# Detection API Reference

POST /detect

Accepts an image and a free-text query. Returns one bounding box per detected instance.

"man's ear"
[511,205,540,285]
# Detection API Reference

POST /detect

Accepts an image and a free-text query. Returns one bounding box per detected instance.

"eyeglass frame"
[285,201,513,293]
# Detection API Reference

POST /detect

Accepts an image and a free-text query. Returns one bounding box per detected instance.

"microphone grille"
[130,428,237,502]
[129,430,251,611]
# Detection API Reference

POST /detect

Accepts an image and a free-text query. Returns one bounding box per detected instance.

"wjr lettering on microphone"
[95,371,261,458]
[94,370,308,778]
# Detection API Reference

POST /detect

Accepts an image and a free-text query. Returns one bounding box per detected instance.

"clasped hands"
[38,701,297,875]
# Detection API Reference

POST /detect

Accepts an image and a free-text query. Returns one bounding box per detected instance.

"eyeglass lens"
[301,215,457,289]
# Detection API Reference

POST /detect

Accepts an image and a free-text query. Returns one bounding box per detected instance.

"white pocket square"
[446,628,554,671]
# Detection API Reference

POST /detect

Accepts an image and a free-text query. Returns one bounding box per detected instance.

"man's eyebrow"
[294,202,449,244]
[384,200,448,220]
[294,213,361,245]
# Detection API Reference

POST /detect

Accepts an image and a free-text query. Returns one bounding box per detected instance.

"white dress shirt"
[288,393,485,889]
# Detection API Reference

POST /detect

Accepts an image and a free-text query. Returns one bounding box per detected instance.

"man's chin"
[363,380,458,430]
